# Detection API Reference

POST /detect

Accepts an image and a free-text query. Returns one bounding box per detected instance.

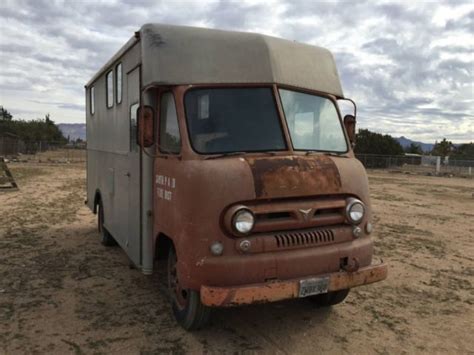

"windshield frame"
[183,85,290,155]
[181,84,350,157]
[276,85,349,154]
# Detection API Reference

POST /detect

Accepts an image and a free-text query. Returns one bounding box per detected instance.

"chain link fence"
[0,139,86,163]
[356,153,473,178]
[1,137,472,176]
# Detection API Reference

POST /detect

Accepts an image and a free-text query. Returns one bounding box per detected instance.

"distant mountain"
[58,123,86,141]
[396,136,434,152]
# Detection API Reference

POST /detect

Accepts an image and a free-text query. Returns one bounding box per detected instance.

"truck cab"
[85,24,387,330]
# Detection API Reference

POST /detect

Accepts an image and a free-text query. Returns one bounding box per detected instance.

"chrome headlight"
[232,209,255,234]
[346,198,365,224]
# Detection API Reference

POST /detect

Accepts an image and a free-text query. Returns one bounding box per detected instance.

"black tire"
[308,289,350,307]
[97,200,116,246]
[168,247,211,330]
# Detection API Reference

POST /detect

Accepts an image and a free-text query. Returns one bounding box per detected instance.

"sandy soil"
[0,163,473,354]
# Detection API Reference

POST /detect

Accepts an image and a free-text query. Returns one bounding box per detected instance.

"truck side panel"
[86,42,142,267]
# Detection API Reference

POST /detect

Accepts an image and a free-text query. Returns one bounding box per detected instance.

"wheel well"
[93,190,101,214]
[155,233,174,260]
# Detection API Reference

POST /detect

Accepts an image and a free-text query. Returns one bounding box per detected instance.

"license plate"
[298,277,330,298]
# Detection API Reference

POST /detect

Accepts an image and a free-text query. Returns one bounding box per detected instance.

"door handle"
[125,172,131,177]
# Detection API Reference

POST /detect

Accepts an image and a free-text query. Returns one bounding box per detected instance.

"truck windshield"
[184,88,286,154]
[279,89,348,153]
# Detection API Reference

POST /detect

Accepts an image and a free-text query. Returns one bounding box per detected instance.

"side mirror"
[138,106,154,148]
[344,114,356,147]
[337,98,357,148]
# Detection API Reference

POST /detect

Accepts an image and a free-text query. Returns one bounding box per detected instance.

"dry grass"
[0,163,473,354]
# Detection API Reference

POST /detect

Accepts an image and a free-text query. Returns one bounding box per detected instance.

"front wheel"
[167,247,211,330]
[308,289,350,307]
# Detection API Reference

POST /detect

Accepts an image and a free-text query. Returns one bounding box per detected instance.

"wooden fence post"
[0,157,18,190]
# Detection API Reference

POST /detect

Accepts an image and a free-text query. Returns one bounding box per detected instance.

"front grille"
[257,211,293,221]
[233,225,353,254]
[247,196,348,234]
[274,229,335,248]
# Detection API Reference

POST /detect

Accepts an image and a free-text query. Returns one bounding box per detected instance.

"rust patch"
[328,260,388,291]
[246,155,342,199]
[201,280,298,307]
[200,261,388,307]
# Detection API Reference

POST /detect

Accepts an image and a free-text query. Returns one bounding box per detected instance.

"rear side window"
[90,86,95,115]
[116,63,122,104]
[130,103,139,151]
[106,70,113,108]
[159,93,181,154]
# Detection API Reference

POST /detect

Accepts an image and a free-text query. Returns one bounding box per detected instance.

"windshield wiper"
[262,151,278,156]
[305,151,346,157]
[204,151,246,160]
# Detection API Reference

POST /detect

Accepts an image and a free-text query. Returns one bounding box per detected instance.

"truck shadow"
[202,301,334,352]
[64,223,340,353]
[151,261,334,352]
[3,219,339,354]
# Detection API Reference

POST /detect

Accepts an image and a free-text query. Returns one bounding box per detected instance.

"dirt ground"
[1,163,473,354]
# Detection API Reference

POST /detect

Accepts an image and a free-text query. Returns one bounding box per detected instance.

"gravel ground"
[1,163,473,354]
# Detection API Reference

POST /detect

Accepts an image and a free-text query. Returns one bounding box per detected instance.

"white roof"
[88,23,344,98]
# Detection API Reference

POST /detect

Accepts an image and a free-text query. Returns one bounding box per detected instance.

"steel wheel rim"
[168,250,188,310]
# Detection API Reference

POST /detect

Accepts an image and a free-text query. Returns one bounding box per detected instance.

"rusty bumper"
[200,260,387,307]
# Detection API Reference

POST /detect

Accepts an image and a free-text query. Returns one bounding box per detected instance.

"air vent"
[274,229,335,248]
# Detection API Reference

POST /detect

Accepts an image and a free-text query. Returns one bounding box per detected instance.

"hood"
[245,155,343,199]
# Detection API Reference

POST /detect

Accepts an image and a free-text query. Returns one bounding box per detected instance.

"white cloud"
[0,0,472,143]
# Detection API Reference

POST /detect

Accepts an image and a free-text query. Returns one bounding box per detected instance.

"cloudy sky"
[0,0,472,143]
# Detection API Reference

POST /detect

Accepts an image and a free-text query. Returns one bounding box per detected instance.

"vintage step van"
[85,23,387,330]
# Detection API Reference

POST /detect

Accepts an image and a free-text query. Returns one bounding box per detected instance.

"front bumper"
[200,259,387,307]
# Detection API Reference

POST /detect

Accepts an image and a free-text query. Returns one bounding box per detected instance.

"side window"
[130,103,139,151]
[159,92,181,154]
[106,70,113,108]
[116,63,122,104]
[90,86,95,115]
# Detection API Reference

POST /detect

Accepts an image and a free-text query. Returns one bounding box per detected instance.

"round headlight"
[233,209,255,234]
[346,199,365,224]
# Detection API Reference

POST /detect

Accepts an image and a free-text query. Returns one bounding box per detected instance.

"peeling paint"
[246,155,342,198]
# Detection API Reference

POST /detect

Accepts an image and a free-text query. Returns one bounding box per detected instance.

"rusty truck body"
[85,23,387,330]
